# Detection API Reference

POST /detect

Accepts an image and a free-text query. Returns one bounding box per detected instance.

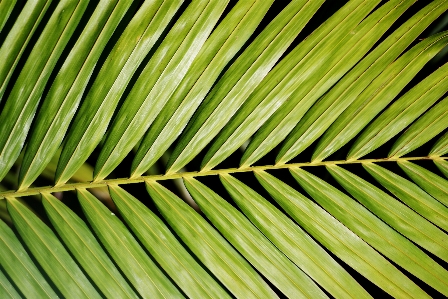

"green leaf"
[0,0,53,100]
[348,62,448,160]
[41,192,138,299]
[0,0,89,182]
[6,197,101,298]
[431,131,448,156]
[219,173,371,299]
[131,0,277,177]
[363,162,448,233]
[327,164,448,262]
[166,0,328,173]
[256,170,443,297]
[238,0,403,168]
[145,180,278,299]
[92,0,229,181]
[0,267,21,299]
[108,184,230,299]
[277,0,448,164]
[0,219,58,298]
[184,177,327,299]
[76,188,184,298]
[398,160,448,207]
[435,159,448,178]
[0,0,16,33]
[54,0,184,185]
[18,0,135,190]
[290,167,448,297]
[389,96,448,158]
[312,30,448,162]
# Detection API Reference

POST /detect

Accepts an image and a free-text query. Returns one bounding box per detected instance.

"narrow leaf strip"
[131,0,277,177]
[239,0,403,168]
[0,0,89,182]
[184,177,327,299]
[41,193,138,299]
[0,219,58,298]
[257,170,438,298]
[435,159,448,178]
[76,188,183,298]
[145,180,278,299]
[398,160,448,206]
[0,267,21,299]
[327,165,448,262]
[93,0,229,181]
[0,0,16,33]
[18,0,135,189]
[0,0,52,100]
[312,31,448,162]
[108,185,230,299]
[54,0,184,185]
[277,0,448,164]
[363,163,448,232]
[290,167,448,297]
[166,0,333,173]
[389,97,448,158]
[349,62,448,160]
[219,173,370,299]
[431,131,448,156]
[6,197,101,298]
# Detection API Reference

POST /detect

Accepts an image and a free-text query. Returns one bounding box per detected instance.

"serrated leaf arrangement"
[1,0,448,298]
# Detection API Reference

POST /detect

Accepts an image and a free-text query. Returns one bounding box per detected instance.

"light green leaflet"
[289,167,448,297]
[349,62,448,160]
[431,131,448,156]
[276,0,448,164]
[398,160,448,207]
[108,185,231,299]
[435,159,448,178]
[236,0,405,169]
[131,0,277,177]
[18,0,135,190]
[256,170,444,298]
[311,30,448,162]
[389,96,448,158]
[0,219,58,298]
[327,165,448,262]
[41,193,138,299]
[363,163,448,233]
[0,0,88,183]
[219,173,370,299]
[184,177,327,299]
[0,0,52,100]
[0,0,16,33]
[6,197,101,298]
[166,0,331,174]
[76,188,183,298]
[145,180,278,299]
[0,267,21,299]
[54,0,184,185]
[92,0,229,181]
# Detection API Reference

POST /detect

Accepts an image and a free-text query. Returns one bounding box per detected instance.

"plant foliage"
[0,0,448,298]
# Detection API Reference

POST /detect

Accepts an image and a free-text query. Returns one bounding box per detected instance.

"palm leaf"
[1,0,448,297]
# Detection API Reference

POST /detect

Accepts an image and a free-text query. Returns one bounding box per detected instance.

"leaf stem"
[1,156,445,199]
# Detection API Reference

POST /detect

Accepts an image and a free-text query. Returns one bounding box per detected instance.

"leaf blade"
[0,219,58,298]
[76,188,184,298]
[184,177,327,299]
[220,173,371,299]
[108,184,231,299]
[6,197,101,299]
[41,192,138,299]
[145,180,278,299]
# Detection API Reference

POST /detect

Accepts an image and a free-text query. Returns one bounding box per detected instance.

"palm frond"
[1,0,448,298]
